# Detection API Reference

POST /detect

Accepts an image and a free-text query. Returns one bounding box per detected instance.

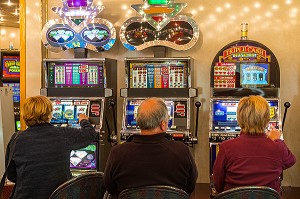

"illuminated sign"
[2,55,20,78]
[120,0,199,51]
[223,46,267,60]
[42,0,116,52]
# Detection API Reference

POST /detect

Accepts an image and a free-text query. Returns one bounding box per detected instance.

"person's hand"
[78,114,89,122]
[267,127,281,141]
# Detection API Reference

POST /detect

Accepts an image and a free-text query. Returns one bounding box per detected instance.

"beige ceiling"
[0,0,19,28]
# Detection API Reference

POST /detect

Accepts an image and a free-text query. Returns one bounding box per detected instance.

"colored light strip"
[144,7,174,14]
[67,0,87,7]
[148,0,169,5]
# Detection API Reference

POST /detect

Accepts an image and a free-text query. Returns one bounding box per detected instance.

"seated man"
[104,97,198,197]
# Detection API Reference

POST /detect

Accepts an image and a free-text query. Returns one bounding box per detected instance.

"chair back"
[214,186,280,199]
[48,172,105,199]
[118,185,189,199]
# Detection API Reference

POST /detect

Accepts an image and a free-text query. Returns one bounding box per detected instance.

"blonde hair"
[22,95,53,127]
[237,95,270,135]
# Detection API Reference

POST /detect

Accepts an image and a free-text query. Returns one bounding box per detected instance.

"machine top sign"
[120,0,199,51]
[131,0,187,31]
[42,0,116,52]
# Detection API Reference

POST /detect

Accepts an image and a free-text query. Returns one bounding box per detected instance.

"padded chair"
[214,186,280,199]
[117,185,189,199]
[48,172,105,199]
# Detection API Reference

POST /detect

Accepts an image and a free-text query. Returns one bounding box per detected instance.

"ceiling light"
[1,29,6,35]
[14,8,19,15]
[7,0,12,6]
[97,1,103,6]
[289,8,298,18]
[122,5,128,10]
[286,0,292,4]
[225,3,231,9]
[272,4,279,10]
[216,7,222,13]
[230,15,236,20]
[10,32,16,38]
[198,6,204,11]
[254,2,261,8]
[191,9,197,15]
[265,12,272,17]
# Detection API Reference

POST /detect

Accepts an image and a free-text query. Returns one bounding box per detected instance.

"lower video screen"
[125,99,174,129]
[211,98,279,132]
[70,142,97,170]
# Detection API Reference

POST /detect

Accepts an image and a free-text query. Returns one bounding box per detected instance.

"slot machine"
[209,24,281,194]
[40,0,118,174]
[41,58,117,174]
[117,0,200,145]
[0,50,21,131]
[120,57,198,145]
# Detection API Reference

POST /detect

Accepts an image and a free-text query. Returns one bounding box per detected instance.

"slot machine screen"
[212,99,279,132]
[240,63,270,87]
[212,99,239,132]
[50,99,89,127]
[267,99,279,129]
[2,82,20,102]
[70,142,98,170]
[15,120,21,131]
[2,55,20,78]
[47,61,104,88]
[125,99,174,129]
[129,61,188,88]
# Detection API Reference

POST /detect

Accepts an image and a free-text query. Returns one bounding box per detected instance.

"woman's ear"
[47,113,52,122]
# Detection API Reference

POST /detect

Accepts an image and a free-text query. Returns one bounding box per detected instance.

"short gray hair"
[137,98,168,130]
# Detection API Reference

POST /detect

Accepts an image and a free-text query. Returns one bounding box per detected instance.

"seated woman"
[5,95,97,199]
[213,95,296,194]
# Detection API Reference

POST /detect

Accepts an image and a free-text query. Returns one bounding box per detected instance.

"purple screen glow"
[67,0,87,7]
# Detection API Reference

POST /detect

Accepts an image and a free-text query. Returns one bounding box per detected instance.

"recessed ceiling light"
[198,6,204,11]
[272,4,279,10]
[7,0,12,6]
[254,2,261,8]
[122,5,128,10]
[216,7,222,13]
[1,29,6,35]
[225,3,231,9]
